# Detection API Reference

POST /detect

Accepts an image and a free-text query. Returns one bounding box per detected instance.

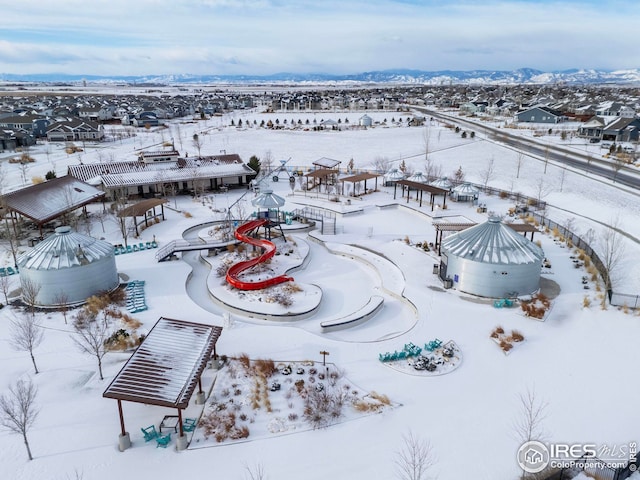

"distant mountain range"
[2,68,640,85]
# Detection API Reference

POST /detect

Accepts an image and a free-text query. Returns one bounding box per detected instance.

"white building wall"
[20,256,119,306]
[446,256,541,298]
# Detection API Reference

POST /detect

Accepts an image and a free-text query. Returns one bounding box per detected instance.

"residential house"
[595,101,635,119]
[577,116,606,140]
[601,117,640,143]
[516,106,564,124]
[46,117,104,142]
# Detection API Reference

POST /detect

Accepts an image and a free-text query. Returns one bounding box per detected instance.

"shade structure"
[251,189,285,208]
[430,176,453,191]
[440,217,544,298]
[17,226,119,306]
[383,168,405,185]
[407,171,428,183]
[451,182,480,202]
[103,318,223,409]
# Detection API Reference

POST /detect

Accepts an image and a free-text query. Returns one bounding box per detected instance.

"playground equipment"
[271,158,294,182]
[225,219,293,291]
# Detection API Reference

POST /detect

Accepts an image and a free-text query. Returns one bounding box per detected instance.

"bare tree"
[53,290,70,324]
[192,133,203,157]
[18,161,30,186]
[244,461,267,480]
[10,313,44,374]
[114,211,134,248]
[611,155,626,183]
[0,273,11,305]
[451,166,465,184]
[372,156,391,173]
[480,156,496,189]
[558,167,567,192]
[533,176,552,208]
[0,379,39,460]
[424,156,437,181]
[515,151,525,178]
[422,124,431,163]
[20,277,41,318]
[543,145,550,174]
[599,217,626,293]
[262,150,274,175]
[512,387,548,480]
[72,313,110,381]
[395,430,436,480]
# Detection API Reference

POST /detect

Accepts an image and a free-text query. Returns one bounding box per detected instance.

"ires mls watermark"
[517,441,638,474]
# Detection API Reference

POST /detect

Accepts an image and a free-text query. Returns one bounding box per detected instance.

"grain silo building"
[440,217,544,298]
[17,226,119,307]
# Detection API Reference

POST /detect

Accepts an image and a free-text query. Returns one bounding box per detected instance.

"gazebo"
[103,317,223,451]
[251,189,286,239]
[407,171,429,183]
[451,182,480,203]
[429,176,454,191]
[383,168,405,186]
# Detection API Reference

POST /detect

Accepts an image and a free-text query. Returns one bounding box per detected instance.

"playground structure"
[225,218,294,291]
[271,158,294,182]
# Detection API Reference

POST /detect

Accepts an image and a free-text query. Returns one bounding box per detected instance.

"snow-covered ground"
[1,107,639,480]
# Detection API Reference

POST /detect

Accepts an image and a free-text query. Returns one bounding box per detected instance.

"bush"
[510,330,524,342]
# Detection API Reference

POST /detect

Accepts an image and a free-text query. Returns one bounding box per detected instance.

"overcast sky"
[1,0,637,76]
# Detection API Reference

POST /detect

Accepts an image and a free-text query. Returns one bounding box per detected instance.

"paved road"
[414,107,640,192]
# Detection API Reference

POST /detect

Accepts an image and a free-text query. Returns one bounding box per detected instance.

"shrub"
[510,330,524,342]
[254,358,276,377]
[499,191,509,199]
[583,296,591,308]
[369,391,391,405]
[236,353,251,371]
[353,399,385,413]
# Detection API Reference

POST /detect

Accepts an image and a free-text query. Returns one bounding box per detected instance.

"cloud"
[0,0,637,75]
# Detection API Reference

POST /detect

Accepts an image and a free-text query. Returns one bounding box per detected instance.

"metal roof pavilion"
[103,317,222,409]
[1,176,105,236]
[103,317,222,449]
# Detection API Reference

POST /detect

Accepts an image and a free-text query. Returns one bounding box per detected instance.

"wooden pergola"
[393,180,449,211]
[340,172,382,196]
[116,198,167,236]
[103,317,223,451]
[305,168,339,191]
[433,222,539,254]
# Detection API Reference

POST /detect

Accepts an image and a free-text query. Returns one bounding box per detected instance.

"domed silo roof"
[358,114,373,127]
[440,217,544,298]
[407,171,428,183]
[251,189,285,208]
[17,226,119,307]
[430,176,453,190]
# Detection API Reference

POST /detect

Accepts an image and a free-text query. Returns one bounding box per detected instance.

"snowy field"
[0,105,639,480]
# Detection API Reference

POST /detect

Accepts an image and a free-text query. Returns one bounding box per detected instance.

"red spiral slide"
[225,218,294,290]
